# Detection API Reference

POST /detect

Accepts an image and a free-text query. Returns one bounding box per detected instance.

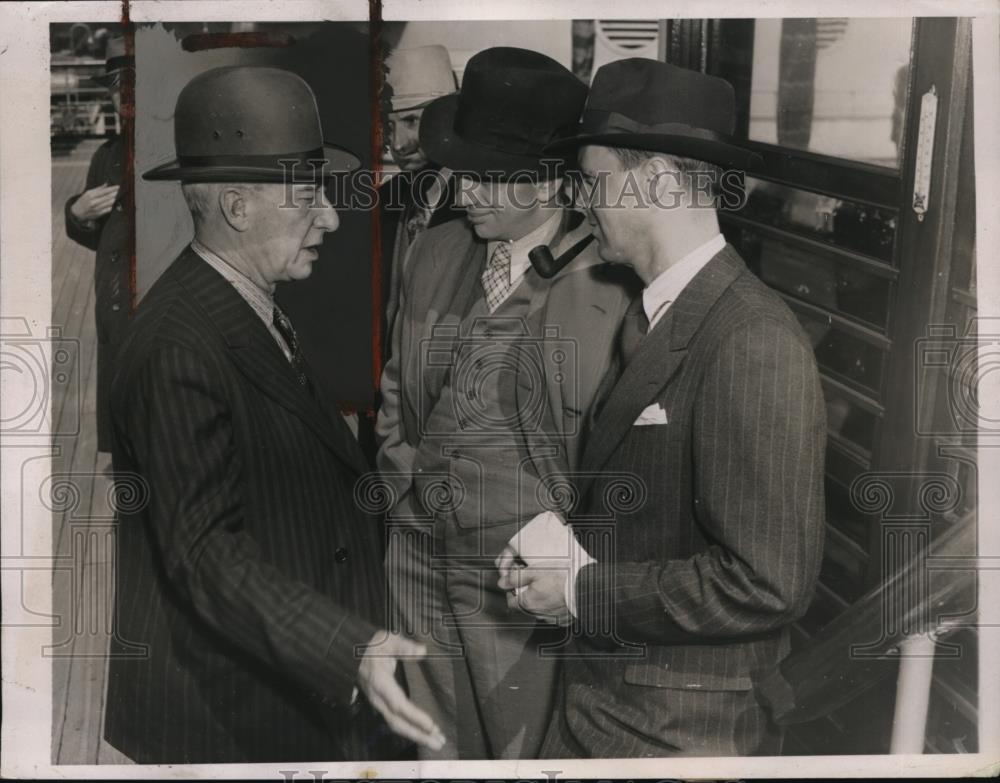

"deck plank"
[50,140,113,765]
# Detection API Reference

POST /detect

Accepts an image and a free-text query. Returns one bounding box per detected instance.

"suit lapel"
[580,246,747,479]
[418,230,486,410]
[174,249,369,475]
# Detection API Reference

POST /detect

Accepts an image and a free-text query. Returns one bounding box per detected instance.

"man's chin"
[395,157,428,173]
[468,221,497,240]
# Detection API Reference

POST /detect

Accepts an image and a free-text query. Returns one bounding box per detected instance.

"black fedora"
[94,35,134,86]
[547,58,761,170]
[143,66,360,183]
[418,47,587,180]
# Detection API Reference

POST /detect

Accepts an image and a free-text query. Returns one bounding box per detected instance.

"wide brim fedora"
[142,142,361,183]
[419,94,560,179]
[418,47,587,180]
[547,126,761,170]
[384,44,457,113]
[545,58,762,171]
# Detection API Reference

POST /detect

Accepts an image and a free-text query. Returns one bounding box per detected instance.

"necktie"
[482,242,513,312]
[272,306,314,394]
[587,298,649,432]
[620,298,650,367]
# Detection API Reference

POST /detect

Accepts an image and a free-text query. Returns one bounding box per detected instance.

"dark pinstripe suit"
[543,246,826,758]
[105,248,387,763]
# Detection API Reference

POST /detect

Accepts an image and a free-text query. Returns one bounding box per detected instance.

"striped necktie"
[272,306,314,394]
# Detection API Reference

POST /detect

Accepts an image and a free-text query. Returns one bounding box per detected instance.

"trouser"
[386,517,561,760]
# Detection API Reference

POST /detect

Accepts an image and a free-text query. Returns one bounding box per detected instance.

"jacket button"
[111,303,121,312]
[110,251,119,263]
[334,547,349,563]
[115,203,123,212]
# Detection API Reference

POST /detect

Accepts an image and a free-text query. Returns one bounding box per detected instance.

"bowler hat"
[143,66,360,183]
[418,47,587,180]
[547,58,761,170]
[94,35,134,86]
[384,45,457,112]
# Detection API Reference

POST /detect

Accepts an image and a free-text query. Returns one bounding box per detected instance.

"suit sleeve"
[374,236,422,517]
[575,316,826,645]
[127,342,377,705]
[65,144,106,250]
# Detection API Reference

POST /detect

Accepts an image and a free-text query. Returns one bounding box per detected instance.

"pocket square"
[634,403,669,426]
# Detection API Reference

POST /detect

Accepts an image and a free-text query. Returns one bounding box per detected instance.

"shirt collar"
[191,239,275,323]
[487,208,562,284]
[642,233,726,328]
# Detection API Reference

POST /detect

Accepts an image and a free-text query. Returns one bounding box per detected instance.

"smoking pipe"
[528,233,596,279]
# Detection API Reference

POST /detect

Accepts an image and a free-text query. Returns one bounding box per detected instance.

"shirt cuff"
[565,536,596,618]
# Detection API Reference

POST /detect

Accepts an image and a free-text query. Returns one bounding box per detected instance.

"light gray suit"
[376,211,638,758]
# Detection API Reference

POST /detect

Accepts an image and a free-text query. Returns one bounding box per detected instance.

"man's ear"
[219,187,251,232]
[644,156,683,208]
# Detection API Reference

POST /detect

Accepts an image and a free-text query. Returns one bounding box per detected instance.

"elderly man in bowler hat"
[106,66,444,763]
[65,35,133,456]
[498,59,826,756]
[378,44,463,366]
[375,47,637,759]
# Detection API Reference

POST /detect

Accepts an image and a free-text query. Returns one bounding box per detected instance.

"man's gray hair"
[181,182,268,225]
[610,147,722,198]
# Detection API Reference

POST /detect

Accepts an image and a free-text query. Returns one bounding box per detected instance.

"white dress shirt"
[642,233,726,329]
[485,209,562,307]
[191,239,293,363]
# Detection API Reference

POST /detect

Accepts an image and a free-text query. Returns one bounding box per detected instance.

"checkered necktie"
[482,242,513,312]
[272,306,313,394]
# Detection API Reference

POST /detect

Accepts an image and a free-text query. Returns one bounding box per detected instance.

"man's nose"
[392,125,419,153]
[313,190,339,231]
[456,178,483,208]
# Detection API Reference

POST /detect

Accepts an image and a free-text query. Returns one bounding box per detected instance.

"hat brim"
[546,132,762,171]
[419,94,569,180]
[389,93,454,113]
[142,142,361,183]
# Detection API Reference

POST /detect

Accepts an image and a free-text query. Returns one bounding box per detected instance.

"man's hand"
[497,562,573,625]
[70,183,119,222]
[357,630,446,751]
[495,511,595,625]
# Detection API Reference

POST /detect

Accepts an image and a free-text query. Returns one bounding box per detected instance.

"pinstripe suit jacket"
[105,248,386,763]
[553,245,826,757]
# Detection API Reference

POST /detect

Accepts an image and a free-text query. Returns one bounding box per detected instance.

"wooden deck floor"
[50,138,127,765]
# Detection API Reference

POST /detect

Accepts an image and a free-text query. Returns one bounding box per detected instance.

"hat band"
[582,110,734,146]
[105,55,135,74]
[176,148,328,170]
